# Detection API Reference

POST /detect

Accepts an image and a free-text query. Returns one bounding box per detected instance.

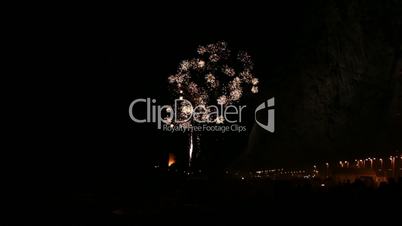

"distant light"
[241,176,245,180]
[168,153,176,167]
[321,183,325,187]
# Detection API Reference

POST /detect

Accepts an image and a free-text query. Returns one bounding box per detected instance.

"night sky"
[17,1,401,194]
[5,2,402,224]
[62,3,311,182]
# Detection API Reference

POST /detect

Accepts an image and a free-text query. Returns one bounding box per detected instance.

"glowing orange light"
[168,153,176,167]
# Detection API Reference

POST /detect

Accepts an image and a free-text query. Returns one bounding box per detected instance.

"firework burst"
[168,41,259,114]
[166,41,259,167]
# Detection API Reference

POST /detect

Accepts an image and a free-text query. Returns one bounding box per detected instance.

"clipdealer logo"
[254,97,275,133]
[128,97,275,133]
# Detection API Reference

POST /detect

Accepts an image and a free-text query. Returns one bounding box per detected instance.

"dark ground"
[69,173,401,224]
